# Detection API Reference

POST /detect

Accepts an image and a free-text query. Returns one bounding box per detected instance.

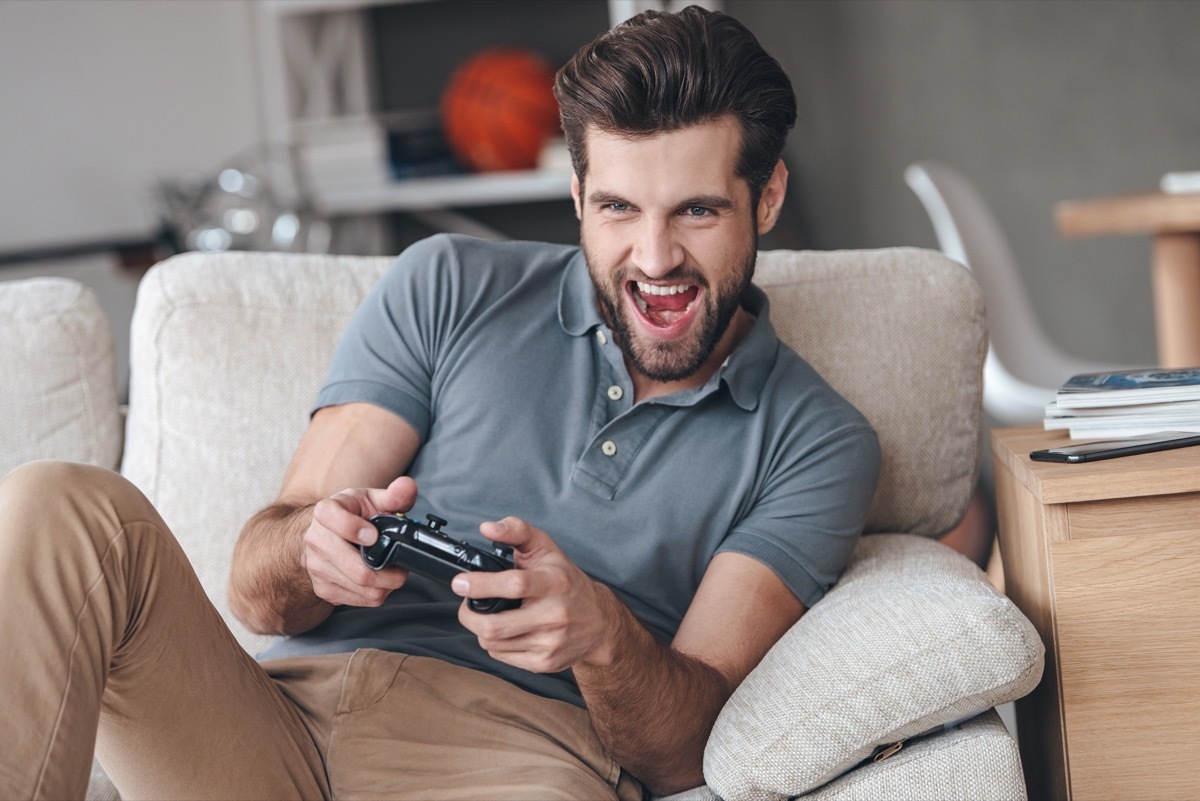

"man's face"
[573,120,767,385]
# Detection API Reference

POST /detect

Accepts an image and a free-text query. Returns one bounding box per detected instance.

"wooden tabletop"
[1055,191,1200,237]
[991,425,1200,505]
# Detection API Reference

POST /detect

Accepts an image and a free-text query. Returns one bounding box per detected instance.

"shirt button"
[601,440,618,457]
[596,330,608,346]
[607,385,624,401]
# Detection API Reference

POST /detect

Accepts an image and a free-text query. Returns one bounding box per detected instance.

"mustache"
[616,266,710,288]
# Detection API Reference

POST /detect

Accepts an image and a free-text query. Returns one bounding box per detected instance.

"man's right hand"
[303,476,417,608]
[230,402,424,636]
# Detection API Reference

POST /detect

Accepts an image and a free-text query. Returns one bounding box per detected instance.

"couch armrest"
[703,534,1043,801]
[0,277,122,475]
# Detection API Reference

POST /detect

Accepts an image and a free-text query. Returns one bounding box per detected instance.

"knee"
[1,459,123,505]
[0,460,155,539]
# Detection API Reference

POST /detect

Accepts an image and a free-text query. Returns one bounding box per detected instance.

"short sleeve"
[313,235,465,440]
[719,421,881,609]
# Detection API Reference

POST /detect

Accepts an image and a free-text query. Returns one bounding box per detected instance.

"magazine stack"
[1044,367,1200,439]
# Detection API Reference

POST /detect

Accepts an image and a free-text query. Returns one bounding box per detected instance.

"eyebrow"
[586,190,630,206]
[679,194,735,210]
[585,191,736,210]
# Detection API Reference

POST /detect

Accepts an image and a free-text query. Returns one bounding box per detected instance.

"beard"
[583,237,757,383]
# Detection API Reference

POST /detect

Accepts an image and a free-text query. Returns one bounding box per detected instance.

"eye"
[681,206,714,218]
[602,202,632,214]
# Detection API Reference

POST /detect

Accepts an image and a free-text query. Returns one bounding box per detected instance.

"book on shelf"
[1045,367,1200,438]
[292,111,459,195]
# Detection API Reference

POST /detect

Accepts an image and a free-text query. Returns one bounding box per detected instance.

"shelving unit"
[253,0,718,231]
[315,168,576,215]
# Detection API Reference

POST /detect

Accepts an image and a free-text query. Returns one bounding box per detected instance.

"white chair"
[904,161,1131,426]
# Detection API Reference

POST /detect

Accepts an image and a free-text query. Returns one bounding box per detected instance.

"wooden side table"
[991,426,1200,801]
[1055,191,1200,368]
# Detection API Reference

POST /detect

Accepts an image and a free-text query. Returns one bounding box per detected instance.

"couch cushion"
[120,252,392,655]
[0,277,122,475]
[795,710,1026,801]
[703,535,1042,801]
[756,249,985,537]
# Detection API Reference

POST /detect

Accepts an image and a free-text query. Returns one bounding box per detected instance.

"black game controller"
[360,513,520,614]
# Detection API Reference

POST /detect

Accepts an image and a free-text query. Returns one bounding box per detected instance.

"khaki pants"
[0,461,642,801]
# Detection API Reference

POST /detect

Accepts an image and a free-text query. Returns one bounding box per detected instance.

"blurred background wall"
[734,0,1200,367]
[0,0,260,251]
[0,0,260,394]
[3,0,1199,377]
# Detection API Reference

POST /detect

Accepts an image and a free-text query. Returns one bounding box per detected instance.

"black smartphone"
[1030,432,1200,463]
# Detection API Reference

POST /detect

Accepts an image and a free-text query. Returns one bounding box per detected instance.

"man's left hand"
[451,517,621,674]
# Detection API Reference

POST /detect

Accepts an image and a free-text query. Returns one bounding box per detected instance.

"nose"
[631,218,684,279]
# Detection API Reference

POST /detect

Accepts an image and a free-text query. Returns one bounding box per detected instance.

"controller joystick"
[360,512,519,614]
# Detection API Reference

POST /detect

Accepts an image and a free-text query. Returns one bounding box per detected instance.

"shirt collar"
[717,286,777,412]
[558,249,778,412]
[558,249,604,336]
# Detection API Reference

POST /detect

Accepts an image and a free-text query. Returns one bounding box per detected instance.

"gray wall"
[0,0,264,399]
[0,0,262,251]
[734,0,1200,367]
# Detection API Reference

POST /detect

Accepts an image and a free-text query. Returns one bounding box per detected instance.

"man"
[0,6,879,800]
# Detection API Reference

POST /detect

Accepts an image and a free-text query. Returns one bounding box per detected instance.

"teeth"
[636,281,691,296]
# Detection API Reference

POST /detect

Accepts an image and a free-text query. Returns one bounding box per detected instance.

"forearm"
[228,502,333,636]
[573,589,732,795]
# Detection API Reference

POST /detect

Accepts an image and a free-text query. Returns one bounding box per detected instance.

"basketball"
[442,49,561,173]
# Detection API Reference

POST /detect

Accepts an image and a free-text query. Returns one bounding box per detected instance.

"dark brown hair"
[554,5,796,202]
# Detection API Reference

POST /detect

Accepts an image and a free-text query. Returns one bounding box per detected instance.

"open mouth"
[629,280,701,330]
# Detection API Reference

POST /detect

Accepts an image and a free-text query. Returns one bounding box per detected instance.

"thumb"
[368,476,418,516]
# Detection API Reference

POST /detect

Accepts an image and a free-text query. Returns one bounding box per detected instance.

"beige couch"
[0,246,1043,800]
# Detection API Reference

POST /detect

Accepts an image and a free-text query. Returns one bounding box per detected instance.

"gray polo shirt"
[261,234,880,706]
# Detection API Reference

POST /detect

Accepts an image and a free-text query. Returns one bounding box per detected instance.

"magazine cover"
[1060,367,1200,392]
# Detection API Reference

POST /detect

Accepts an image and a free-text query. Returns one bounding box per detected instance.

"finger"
[452,565,554,607]
[312,496,378,546]
[480,517,558,562]
[479,516,535,545]
[308,532,409,606]
[461,612,572,674]
[312,567,404,608]
[457,598,537,646]
[304,511,408,600]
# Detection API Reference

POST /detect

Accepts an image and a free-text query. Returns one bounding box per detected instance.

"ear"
[570,173,582,221]
[756,161,788,235]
